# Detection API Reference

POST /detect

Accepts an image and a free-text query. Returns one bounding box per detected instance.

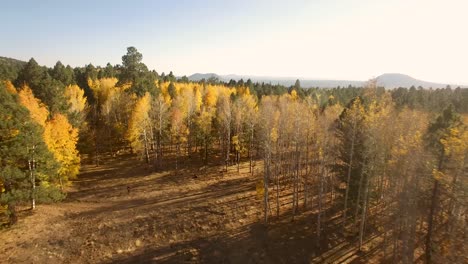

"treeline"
[1,47,467,262]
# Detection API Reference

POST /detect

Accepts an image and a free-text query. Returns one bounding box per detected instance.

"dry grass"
[0,153,386,263]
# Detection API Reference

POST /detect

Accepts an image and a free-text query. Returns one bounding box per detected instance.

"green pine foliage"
[0,82,62,224]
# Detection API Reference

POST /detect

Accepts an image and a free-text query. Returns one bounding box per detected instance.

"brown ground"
[0,154,373,263]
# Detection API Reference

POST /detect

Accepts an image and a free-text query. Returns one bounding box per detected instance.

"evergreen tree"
[118,47,157,96]
[335,97,366,226]
[50,61,74,86]
[424,104,464,263]
[0,83,60,224]
[15,58,68,113]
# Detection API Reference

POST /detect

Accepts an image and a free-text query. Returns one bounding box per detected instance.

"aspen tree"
[150,94,169,170]
[127,92,152,163]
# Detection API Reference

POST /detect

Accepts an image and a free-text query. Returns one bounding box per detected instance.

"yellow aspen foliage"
[65,84,87,113]
[235,86,251,96]
[44,113,80,181]
[323,103,343,121]
[241,90,255,105]
[158,82,173,104]
[218,85,234,98]
[177,83,191,96]
[229,87,237,96]
[270,110,280,143]
[18,85,49,127]
[245,87,251,96]
[193,85,202,112]
[197,106,215,138]
[388,109,427,167]
[290,89,298,100]
[441,127,467,161]
[4,80,17,94]
[127,92,152,152]
[88,77,118,104]
[170,100,188,139]
[232,135,241,151]
[204,85,219,107]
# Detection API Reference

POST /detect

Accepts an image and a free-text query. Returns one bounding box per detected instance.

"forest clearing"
[0,152,380,264]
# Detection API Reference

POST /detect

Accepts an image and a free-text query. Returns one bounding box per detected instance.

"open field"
[0,153,381,263]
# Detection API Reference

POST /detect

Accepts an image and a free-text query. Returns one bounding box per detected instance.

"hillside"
[376,73,454,89]
[188,73,221,81]
[0,56,27,80]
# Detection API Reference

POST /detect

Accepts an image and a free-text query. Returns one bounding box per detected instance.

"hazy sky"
[2,0,467,83]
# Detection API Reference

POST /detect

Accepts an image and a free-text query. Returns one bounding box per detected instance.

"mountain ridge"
[189,72,465,89]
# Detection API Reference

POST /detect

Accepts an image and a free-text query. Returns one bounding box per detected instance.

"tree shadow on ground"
[64,154,382,264]
[103,210,372,264]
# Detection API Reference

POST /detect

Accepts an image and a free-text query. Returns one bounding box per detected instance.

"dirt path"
[0,155,368,263]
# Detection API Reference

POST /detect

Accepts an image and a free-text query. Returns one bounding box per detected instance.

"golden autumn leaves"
[127,92,151,153]
[123,81,257,162]
[14,82,81,183]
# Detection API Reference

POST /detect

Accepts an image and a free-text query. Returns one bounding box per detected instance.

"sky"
[2,0,467,84]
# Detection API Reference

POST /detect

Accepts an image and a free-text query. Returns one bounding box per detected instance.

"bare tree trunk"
[95,128,100,166]
[264,152,270,224]
[276,159,280,218]
[425,156,443,264]
[343,118,357,227]
[143,129,150,164]
[158,106,163,170]
[175,142,180,175]
[237,150,240,173]
[94,105,100,167]
[187,118,192,158]
[317,156,325,247]
[295,150,300,212]
[28,145,36,210]
[204,137,208,164]
[249,126,254,174]
[425,180,439,264]
[354,168,365,229]
[226,128,230,172]
[359,167,371,250]
[304,134,309,209]
[293,148,300,217]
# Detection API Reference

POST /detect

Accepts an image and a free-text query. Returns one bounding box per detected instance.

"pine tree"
[0,82,59,224]
[424,104,465,263]
[335,97,366,227]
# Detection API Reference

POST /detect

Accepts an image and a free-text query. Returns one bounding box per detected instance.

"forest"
[0,47,467,263]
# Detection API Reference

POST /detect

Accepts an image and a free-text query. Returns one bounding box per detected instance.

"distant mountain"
[188,73,221,81]
[0,56,26,67]
[189,72,464,89]
[376,73,454,89]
